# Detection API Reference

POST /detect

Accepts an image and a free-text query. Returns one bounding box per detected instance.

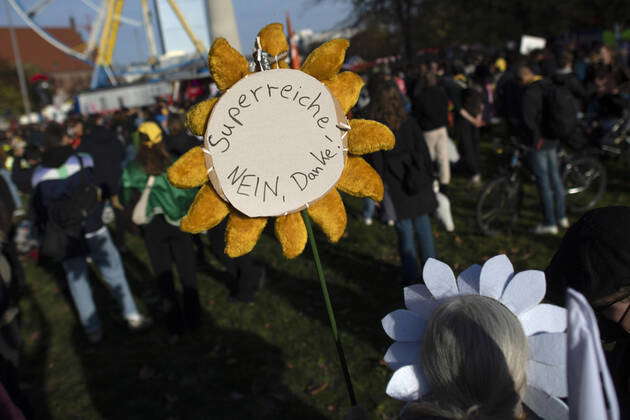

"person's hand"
[535,138,544,151]
[12,209,25,223]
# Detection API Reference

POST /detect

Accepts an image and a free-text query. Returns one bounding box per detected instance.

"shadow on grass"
[21,257,59,420]
[18,288,51,419]
[69,319,327,419]
[120,249,164,316]
[255,231,401,351]
[38,233,327,419]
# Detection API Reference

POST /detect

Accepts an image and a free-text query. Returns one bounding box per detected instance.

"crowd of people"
[356,41,630,274]
[0,38,628,418]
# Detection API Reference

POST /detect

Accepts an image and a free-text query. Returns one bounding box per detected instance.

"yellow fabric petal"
[167,146,206,188]
[180,185,229,234]
[274,213,307,259]
[186,98,217,136]
[347,119,395,155]
[337,156,384,201]
[258,23,288,63]
[324,72,364,114]
[301,39,349,81]
[308,189,347,242]
[209,38,249,91]
[225,213,267,257]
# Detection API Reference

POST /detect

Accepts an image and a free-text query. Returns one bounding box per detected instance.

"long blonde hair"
[403,295,528,420]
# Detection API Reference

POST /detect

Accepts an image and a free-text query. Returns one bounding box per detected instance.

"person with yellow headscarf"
[122,122,200,335]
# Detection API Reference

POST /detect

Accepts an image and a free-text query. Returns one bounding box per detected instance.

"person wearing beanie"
[546,206,630,329]
[546,206,630,411]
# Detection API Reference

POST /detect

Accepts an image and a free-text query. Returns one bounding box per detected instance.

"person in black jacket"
[454,84,484,186]
[74,116,128,249]
[164,114,199,157]
[495,56,525,133]
[75,116,126,203]
[546,206,630,414]
[370,83,438,285]
[0,181,29,418]
[10,145,41,195]
[413,72,451,189]
[554,51,587,112]
[518,62,568,235]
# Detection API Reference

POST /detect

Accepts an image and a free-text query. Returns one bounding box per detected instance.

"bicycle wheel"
[476,177,522,236]
[564,156,607,213]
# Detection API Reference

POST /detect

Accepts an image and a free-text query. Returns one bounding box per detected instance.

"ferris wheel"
[6,0,144,62]
[6,0,208,87]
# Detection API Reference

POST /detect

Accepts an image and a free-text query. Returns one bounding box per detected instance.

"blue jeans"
[530,147,566,226]
[362,198,376,220]
[395,215,437,284]
[361,186,397,222]
[62,227,139,333]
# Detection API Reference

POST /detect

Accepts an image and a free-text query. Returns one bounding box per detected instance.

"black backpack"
[543,81,578,141]
[40,155,100,261]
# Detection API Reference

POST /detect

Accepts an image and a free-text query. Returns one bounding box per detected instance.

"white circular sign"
[203,69,348,217]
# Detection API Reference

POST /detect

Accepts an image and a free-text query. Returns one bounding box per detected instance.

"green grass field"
[19,139,629,419]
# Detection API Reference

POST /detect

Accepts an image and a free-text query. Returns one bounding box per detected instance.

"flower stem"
[301,210,357,406]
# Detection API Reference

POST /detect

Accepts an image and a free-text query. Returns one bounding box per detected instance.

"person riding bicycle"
[517,61,570,235]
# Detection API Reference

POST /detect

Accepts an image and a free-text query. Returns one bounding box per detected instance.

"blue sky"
[1,0,353,64]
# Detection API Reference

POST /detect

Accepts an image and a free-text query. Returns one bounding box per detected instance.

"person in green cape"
[122,121,201,335]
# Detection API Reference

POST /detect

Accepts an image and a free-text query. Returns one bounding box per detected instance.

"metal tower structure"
[206,0,240,52]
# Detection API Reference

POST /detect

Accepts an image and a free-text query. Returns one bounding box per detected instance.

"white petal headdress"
[382,255,569,420]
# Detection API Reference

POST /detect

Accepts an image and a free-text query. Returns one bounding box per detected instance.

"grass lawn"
[18,137,629,419]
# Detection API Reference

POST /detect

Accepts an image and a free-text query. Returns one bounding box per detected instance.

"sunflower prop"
[167,23,395,405]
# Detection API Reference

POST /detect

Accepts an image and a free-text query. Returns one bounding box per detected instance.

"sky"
[1,0,353,65]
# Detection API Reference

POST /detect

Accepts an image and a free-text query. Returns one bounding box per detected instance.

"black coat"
[10,157,34,194]
[495,69,524,124]
[413,85,449,131]
[0,177,15,239]
[553,71,587,109]
[165,132,198,157]
[77,126,125,199]
[372,117,437,220]
[521,78,558,149]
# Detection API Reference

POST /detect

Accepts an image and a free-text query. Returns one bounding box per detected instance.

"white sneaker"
[532,224,559,235]
[559,217,570,229]
[126,314,153,331]
[470,174,482,187]
[387,220,395,227]
[436,192,455,232]
[363,217,373,226]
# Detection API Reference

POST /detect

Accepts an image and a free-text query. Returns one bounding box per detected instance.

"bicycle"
[476,138,606,236]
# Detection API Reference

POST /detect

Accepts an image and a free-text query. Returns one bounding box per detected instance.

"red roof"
[0,26,92,74]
